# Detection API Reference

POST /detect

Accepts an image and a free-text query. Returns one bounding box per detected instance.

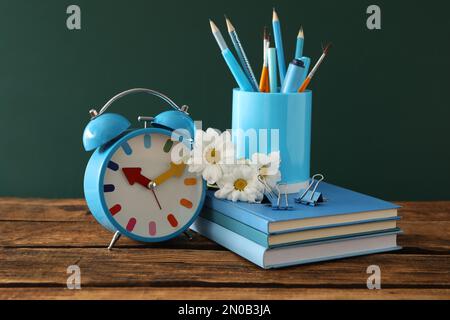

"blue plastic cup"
[232,89,312,193]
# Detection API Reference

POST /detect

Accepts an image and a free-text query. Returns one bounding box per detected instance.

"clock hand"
[153,162,186,186]
[148,188,162,210]
[122,167,151,188]
[122,167,162,210]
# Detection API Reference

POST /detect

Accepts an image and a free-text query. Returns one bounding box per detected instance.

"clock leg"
[107,231,122,250]
[183,230,193,240]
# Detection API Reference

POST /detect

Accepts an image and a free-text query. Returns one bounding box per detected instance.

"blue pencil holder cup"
[232,89,312,194]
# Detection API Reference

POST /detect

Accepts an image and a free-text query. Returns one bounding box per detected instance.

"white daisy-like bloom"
[250,151,281,187]
[218,157,250,180]
[214,164,264,203]
[187,128,235,185]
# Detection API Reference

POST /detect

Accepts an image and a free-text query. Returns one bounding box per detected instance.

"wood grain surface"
[0,198,449,300]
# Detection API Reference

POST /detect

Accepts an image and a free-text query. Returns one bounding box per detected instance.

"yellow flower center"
[234,178,248,191]
[205,148,220,164]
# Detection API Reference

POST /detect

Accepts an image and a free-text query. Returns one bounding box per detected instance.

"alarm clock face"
[100,129,204,242]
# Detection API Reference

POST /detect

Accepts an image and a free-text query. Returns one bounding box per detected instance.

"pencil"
[268,47,278,93]
[272,8,286,83]
[209,19,254,92]
[295,26,304,59]
[298,43,332,92]
[225,16,259,91]
[259,27,270,92]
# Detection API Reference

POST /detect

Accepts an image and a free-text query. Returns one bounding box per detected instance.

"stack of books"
[191,182,402,269]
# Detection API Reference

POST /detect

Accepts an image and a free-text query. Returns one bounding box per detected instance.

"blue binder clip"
[258,176,292,211]
[295,174,325,207]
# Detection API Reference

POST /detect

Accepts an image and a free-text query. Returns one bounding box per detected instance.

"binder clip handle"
[296,174,325,206]
[258,175,292,211]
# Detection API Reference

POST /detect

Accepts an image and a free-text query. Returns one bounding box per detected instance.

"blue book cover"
[204,182,401,234]
[200,207,401,248]
[191,217,402,269]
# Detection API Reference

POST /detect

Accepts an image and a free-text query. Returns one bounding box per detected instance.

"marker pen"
[281,59,305,93]
[299,57,311,83]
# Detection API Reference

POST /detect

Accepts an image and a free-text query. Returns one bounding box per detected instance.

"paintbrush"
[259,27,270,92]
[298,43,332,92]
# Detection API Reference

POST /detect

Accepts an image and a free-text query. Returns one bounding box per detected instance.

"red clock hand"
[122,168,151,187]
[122,168,162,210]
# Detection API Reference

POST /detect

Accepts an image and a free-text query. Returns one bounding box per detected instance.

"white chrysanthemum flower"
[218,157,250,181]
[214,165,264,203]
[187,128,235,185]
[250,151,281,187]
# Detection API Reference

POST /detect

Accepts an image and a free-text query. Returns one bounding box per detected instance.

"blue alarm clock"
[82,88,206,249]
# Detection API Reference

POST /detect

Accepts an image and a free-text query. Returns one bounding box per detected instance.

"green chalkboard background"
[0,0,449,200]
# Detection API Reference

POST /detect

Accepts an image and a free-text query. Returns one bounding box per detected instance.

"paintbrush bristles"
[264,27,270,41]
[323,43,332,55]
[263,27,269,65]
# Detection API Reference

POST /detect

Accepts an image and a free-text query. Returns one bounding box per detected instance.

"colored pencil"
[295,26,304,59]
[272,8,286,83]
[298,43,332,92]
[268,47,278,93]
[209,19,254,92]
[225,16,259,91]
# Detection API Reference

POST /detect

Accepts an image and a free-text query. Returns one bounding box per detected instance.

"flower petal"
[251,153,270,167]
[238,191,248,202]
[187,164,205,173]
[203,165,222,185]
[230,190,241,202]
[205,128,221,142]
[215,184,234,199]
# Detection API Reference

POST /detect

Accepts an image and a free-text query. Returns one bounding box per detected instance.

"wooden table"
[0,198,449,300]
